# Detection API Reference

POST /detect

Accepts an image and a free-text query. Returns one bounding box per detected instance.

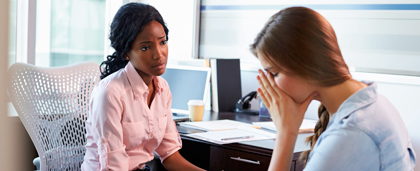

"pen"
[221,135,254,141]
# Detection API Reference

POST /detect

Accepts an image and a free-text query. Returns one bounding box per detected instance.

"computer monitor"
[160,65,211,115]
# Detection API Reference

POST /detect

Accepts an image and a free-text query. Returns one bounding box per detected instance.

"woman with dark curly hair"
[82,3,204,171]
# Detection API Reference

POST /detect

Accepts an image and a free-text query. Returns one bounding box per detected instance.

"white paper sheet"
[252,119,317,133]
[185,126,276,144]
[179,119,256,131]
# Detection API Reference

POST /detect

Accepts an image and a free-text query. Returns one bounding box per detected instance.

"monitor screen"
[160,65,211,114]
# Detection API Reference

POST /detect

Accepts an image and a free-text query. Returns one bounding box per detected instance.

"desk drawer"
[209,146,271,171]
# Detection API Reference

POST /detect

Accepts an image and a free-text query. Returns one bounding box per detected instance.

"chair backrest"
[7,62,101,170]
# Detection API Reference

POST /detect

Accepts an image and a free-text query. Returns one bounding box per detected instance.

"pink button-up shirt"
[82,62,182,171]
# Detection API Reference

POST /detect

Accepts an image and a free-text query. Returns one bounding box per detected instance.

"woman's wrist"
[276,126,299,138]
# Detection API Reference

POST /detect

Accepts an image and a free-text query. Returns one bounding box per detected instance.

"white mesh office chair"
[7,62,100,170]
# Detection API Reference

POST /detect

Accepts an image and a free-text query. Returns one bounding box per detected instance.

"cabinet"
[178,136,305,171]
[176,112,309,171]
[209,146,271,171]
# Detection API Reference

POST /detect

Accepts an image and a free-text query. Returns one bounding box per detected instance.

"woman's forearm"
[162,151,205,171]
[268,131,299,171]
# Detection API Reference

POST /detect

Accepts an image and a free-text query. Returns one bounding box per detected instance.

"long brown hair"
[251,7,351,164]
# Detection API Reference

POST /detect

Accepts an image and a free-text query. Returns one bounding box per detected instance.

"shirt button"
[150,133,153,138]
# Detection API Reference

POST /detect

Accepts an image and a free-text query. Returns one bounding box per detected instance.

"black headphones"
[235,91,257,110]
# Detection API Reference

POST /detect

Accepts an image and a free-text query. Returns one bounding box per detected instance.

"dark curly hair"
[100,2,169,79]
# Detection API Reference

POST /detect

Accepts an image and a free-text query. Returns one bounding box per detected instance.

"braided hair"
[100,2,169,79]
[299,104,330,163]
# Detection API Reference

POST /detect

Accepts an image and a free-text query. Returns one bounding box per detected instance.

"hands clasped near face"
[257,69,317,134]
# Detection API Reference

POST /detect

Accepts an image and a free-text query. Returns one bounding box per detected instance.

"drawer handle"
[230,157,260,165]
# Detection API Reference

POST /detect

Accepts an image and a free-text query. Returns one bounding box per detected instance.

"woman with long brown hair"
[252,7,416,170]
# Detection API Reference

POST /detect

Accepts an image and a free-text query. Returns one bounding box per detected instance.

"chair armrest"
[33,157,40,170]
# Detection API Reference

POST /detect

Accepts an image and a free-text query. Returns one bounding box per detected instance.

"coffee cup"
[187,100,205,122]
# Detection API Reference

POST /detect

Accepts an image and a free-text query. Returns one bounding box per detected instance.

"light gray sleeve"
[304,128,380,171]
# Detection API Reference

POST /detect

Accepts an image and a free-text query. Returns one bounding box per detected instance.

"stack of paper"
[179,119,257,131]
[252,119,317,133]
[185,125,276,144]
[180,120,276,144]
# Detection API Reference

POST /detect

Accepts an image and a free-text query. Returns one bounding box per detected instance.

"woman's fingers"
[266,71,302,105]
[257,75,273,102]
[257,88,270,108]
[258,70,279,100]
[266,70,284,98]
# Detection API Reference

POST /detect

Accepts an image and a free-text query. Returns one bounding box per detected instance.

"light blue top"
[304,81,416,171]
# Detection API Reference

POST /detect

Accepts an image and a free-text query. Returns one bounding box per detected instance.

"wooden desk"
[176,111,312,171]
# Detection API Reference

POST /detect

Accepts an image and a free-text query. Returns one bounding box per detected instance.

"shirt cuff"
[159,145,182,163]
[102,142,129,171]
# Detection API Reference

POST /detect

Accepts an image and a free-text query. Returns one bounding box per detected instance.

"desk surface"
[176,111,312,155]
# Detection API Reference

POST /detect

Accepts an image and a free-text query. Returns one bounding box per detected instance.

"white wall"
[0,0,11,169]
[200,1,420,76]
[1,0,29,170]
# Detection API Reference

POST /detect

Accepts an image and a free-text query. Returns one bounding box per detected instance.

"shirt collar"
[124,62,164,100]
[328,81,378,126]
